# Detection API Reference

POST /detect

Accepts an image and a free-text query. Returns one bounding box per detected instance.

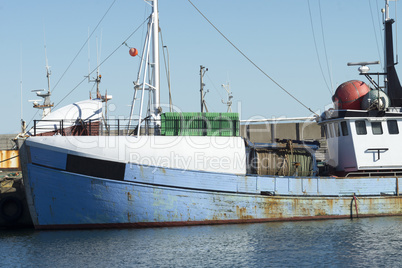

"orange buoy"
[332,80,370,110]
[129,48,138,57]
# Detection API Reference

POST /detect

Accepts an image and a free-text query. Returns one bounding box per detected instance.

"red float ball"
[129,48,138,57]
[332,80,370,110]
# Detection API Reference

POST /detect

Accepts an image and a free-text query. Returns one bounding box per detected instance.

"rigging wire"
[53,17,149,110]
[187,0,318,116]
[51,0,117,93]
[160,30,174,110]
[396,0,399,63]
[205,73,224,100]
[369,0,384,63]
[376,0,384,50]
[203,99,214,112]
[318,0,334,95]
[307,0,332,96]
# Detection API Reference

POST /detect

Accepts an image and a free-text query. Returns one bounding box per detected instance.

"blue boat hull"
[24,163,401,229]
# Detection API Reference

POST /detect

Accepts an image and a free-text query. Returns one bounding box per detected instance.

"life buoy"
[0,196,23,223]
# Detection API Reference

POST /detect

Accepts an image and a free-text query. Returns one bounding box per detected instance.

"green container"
[160,112,239,136]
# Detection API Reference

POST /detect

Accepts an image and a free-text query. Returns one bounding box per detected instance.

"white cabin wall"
[352,119,402,170]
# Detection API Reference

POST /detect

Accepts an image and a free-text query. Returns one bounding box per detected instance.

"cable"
[205,73,224,100]
[376,0,384,50]
[369,0,383,63]
[26,109,40,130]
[187,0,318,116]
[51,0,117,93]
[318,0,334,95]
[160,30,174,110]
[307,0,332,96]
[395,0,398,63]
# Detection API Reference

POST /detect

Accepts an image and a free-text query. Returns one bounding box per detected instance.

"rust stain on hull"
[35,214,402,230]
[236,206,254,219]
[34,192,402,230]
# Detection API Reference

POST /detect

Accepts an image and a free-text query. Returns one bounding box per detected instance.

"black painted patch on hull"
[66,154,125,181]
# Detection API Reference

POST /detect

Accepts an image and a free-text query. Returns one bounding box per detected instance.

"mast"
[129,0,161,135]
[384,0,402,106]
[151,0,161,133]
[221,82,233,112]
[31,43,53,119]
[200,65,208,113]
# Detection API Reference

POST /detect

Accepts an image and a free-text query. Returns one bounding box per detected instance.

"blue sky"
[0,0,398,134]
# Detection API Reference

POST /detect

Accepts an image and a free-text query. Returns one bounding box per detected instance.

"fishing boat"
[18,0,401,229]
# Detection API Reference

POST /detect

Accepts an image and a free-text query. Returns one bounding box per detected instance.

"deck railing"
[32,118,143,136]
[32,115,240,137]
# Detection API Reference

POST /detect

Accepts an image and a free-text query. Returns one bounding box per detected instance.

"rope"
[352,194,359,218]
[187,0,318,116]
[0,155,19,164]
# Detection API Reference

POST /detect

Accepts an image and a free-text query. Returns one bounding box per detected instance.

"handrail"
[31,118,142,137]
[31,116,240,137]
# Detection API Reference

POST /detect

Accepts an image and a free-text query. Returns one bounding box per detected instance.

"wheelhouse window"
[334,123,340,137]
[371,122,383,135]
[340,121,349,136]
[328,124,334,138]
[387,120,399,134]
[324,125,329,138]
[355,120,367,135]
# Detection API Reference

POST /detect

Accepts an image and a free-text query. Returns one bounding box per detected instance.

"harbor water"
[0,217,400,267]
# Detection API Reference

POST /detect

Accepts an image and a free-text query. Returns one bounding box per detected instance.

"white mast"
[151,0,161,133]
[129,0,161,135]
[385,0,390,21]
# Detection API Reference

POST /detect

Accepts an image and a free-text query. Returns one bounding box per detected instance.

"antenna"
[44,34,51,95]
[347,61,380,73]
[86,34,102,99]
[200,65,209,112]
[20,45,23,121]
[31,28,54,119]
[221,82,233,112]
[20,44,25,133]
[87,27,91,86]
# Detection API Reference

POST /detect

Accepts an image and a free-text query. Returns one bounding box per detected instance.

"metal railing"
[32,116,240,137]
[32,118,144,136]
